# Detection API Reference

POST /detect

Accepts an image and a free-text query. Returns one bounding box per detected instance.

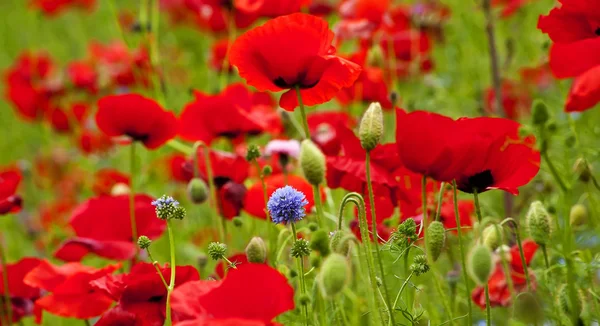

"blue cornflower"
[267,186,308,224]
[152,195,183,220]
[151,195,179,208]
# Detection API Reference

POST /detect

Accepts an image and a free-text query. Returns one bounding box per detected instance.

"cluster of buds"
[152,195,186,220]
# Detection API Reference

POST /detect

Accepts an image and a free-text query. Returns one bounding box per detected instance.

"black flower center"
[273,76,319,90]
[466,170,495,192]
[595,27,600,36]
[148,295,164,302]
[125,131,149,142]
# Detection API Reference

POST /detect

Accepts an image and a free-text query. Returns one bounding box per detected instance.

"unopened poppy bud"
[573,158,592,183]
[299,140,325,185]
[291,239,311,258]
[289,269,298,278]
[187,178,208,204]
[531,100,549,126]
[557,285,583,318]
[366,44,385,68]
[467,244,493,285]
[569,204,587,226]
[207,242,227,261]
[547,121,557,133]
[308,222,319,232]
[336,234,355,256]
[111,183,130,196]
[262,165,273,177]
[246,144,261,162]
[298,294,311,306]
[245,237,267,263]
[309,230,331,256]
[359,102,384,151]
[526,201,553,246]
[426,221,445,262]
[232,217,243,227]
[513,292,543,324]
[310,253,322,268]
[329,230,343,253]
[137,236,151,249]
[481,224,503,250]
[318,254,351,298]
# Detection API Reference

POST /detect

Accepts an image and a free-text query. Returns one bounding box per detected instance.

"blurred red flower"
[484,80,531,120]
[0,166,23,215]
[96,94,177,150]
[54,194,165,262]
[92,263,199,325]
[30,0,96,16]
[565,64,600,112]
[92,169,130,196]
[229,13,362,111]
[0,257,41,324]
[24,260,119,322]
[210,39,232,73]
[307,111,356,156]
[492,0,531,18]
[472,240,538,308]
[172,264,294,324]
[67,61,97,93]
[335,0,390,40]
[337,66,394,109]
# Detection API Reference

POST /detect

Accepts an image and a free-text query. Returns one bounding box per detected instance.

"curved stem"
[146,250,168,290]
[164,221,176,326]
[501,218,532,291]
[366,153,395,325]
[294,86,310,140]
[129,143,139,268]
[291,223,309,326]
[453,181,472,325]
[0,241,12,325]
[484,284,492,325]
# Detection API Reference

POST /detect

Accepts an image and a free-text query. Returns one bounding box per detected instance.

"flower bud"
[359,102,384,151]
[525,201,553,246]
[569,204,587,227]
[197,253,208,270]
[262,165,273,177]
[531,100,549,126]
[481,224,503,250]
[298,293,311,306]
[187,178,208,204]
[310,253,322,268]
[246,144,261,162]
[137,235,151,249]
[291,239,311,258]
[513,292,543,324]
[232,217,243,227]
[573,158,592,183]
[111,183,130,196]
[289,269,298,278]
[309,230,331,256]
[308,222,319,232]
[318,253,351,298]
[467,244,493,285]
[299,140,325,185]
[426,221,445,262]
[245,237,267,263]
[207,242,227,260]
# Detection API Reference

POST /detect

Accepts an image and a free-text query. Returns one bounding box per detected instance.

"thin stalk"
[501,218,533,291]
[0,242,12,325]
[365,153,395,325]
[541,245,550,269]
[484,284,492,325]
[129,143,139,268]
[255,161,275,264]
[473,189,483,223]
[146,250,169,290]
[482,0,503,117]
[138,0,149,32]
[291,223,309,326]
[432,266,454,325]
[417,175,427,237]
[541,151,568,193]
[294,86,310,140]
[453,181,472,325]
[312,184,324,226]
[202,145,226,242]
[393,271,414,309]
[164,221,176,326]
[84,320,91,326]
[434,182,446,221]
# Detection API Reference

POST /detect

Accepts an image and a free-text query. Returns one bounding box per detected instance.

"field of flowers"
[1,0,600,325]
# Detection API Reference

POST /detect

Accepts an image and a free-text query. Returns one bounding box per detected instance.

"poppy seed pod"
[569,204,588,226]
[359,102,384,151]
[526,201,553,246]
[309,230,331,257]
[245,237,267,263]
[531,100,549,126]
[482,224,503,250]
[299,140,325,186]
[426,221,446,262]
[187,178,208,204]
[318,253,351,298]
[467,244,493,285]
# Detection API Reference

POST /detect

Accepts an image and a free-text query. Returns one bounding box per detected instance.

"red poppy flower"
[520,63,554,91]
[54,194,165,262]
[492,0,531,18]
[229,13,362,111]
[78,128,114,155]
[92,168,130,195]
[46,107,72,133]
[210,39,232,73]
[453,117,540,195]
[307,111,356,156]
[67,61,97,93]
[89,41,151,88]
[30,0,96,16]
[167,153,190,183]
[472,240,538,308]
[244,174,321,220]
[179,84,267,144]
[0,257,41,324]
[237,0,311,17]
[379,30,433,77]
[186,0,258,33]
[335,0,390,40]
[484,80,532,120]
[565,64,600,112]
[214,253,248,279]
[24,260,119,323]
[96,94,177,150]
[172,264,294,324]
[337,67,393,109]
[0,166,23,215]
[439,199,475,232]
[92,263,199,326]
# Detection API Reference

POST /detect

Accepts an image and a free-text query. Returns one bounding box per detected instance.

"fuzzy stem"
[0,241,12,325]
[484,284,492,325]
[129,143,139,268]
[505,219,533,291]
[312,184,324,226]
[295,86,310,140]
[164,221,176,326]
[365,152,395,325]
[453,181,472,325]
[541,245,550,269]
[291,223,309,325]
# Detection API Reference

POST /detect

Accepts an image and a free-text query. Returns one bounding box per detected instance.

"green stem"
[0,241,12,325]
[312,184,324,226]
[146,250,169,290]
[255,162,275,264]
[365,153,395,325]
[291,223,309,326]
[84,320,91,326]
[393,271,414,309]
[203,145,225,243]
[453,181,472,325]
[484,284,491,325]
[129,143,139,268]
[541,150,568,193]
[473,189,483,223]
[164,221,176,326]
[418,175,427,237]
[432,266,454,325]
[139,0,149,32]
[434,182,446,221]
[506,220,532,291]
[541,245,550,269]
[294,86,310,140]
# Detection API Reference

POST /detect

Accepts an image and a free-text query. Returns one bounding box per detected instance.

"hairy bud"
[245,237,267,263]
[318,254,351,298]
[482,224,503,250]
[526,201,553,245]
[569,204,587,227]
[426,221,445,262]
[359,102,384,151]
[207,242,227,261]
[309,230,331,256]
[187,178,208,204]
[573,158,592,183]
[410,254,430,276]
[291,239,311,258]
[531,100,549,126]
[299,140,325,185]
[468,244,493,285]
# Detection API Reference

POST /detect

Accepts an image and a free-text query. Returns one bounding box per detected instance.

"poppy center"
[126,131,149,142]
[148,295,164,302]
[595,27,600,36]
[466,170,494,192]
[273,76,319,90]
